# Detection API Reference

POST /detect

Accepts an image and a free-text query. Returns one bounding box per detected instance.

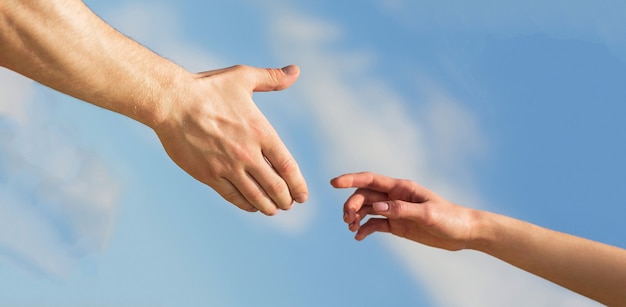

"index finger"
[331,171,432,203]
[331,172,399,192]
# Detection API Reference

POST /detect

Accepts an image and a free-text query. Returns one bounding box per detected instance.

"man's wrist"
[129,64,193,131]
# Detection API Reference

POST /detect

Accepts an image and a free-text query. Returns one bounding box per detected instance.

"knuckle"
[246,189,267,204]
[207,167,233,184]
[393,201,407,216]
[274,157,298,175]
[267,179,288,197]
[226,144,255,165]
[232,64,248,71]
[420,204,437,226]
[264,68,282,87]
[231,65,253,83]
[360,171,375,179]
[251,121,273,140]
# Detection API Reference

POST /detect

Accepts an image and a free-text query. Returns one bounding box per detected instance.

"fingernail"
[373,202,389,212]
[281,65,298,75]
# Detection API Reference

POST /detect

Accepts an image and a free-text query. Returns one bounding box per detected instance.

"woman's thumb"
[372,200,415,219]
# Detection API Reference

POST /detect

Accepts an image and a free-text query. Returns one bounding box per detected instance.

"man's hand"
[0,1,307,215]
[155,65,308,215]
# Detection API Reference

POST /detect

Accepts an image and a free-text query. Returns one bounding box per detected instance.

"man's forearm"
[471,211,626,305]
[0,0,187,127]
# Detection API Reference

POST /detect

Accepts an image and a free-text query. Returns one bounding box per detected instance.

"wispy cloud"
[264,6,598,307]
[0,69,120,276]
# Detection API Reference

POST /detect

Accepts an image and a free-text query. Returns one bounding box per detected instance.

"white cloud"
[242,200,317,236]
[0,69,32,126]
[265,6,599,307]
[0,68,120,276]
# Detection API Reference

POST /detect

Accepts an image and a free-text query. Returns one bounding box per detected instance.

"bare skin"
[331,171,626,306]
[0,0,308,215]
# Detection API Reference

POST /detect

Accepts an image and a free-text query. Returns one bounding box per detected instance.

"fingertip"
[329,177,338,187]
[261,207,278,216]
[281,200,294,211]
[330,175,349,188]
[294,193,308,203]
[343,206,357,222]
[355,232,366,241]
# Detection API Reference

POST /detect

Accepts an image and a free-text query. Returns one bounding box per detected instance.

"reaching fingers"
[343,188,388,224]
[354,218,391,241]
[331,171,389,189]
[331,171,432,203]
[349,204,380,232]
[331,171,403,194]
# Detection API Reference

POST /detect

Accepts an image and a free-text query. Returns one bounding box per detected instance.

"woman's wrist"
[465,209,501,253]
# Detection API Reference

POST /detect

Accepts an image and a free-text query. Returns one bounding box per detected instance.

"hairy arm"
[0,0,308,214]
[0,0,178,126]
[332,172,626,305]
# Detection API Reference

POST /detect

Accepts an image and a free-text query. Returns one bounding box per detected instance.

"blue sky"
[1,1,625,306]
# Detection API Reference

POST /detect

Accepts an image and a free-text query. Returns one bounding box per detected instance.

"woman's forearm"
[471,210,626,306]
[0,0,188,127]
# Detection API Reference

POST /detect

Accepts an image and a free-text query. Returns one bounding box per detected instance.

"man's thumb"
[253,65,300,92]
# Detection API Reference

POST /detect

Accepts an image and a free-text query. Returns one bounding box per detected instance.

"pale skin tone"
[0,0,308,215]
[331,172,626,306]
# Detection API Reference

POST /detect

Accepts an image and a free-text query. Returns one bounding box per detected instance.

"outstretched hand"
[331,172,476,251]
[154,64,308,215]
